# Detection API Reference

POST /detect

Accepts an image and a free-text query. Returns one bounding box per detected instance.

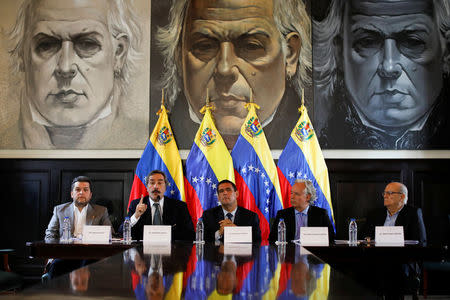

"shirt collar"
[222,206,237,217]
[295,205,310,215]
[386,205,404,217]
[150,197,165,209]
[73,202,88,215]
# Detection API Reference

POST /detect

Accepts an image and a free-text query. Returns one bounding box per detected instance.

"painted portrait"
[313,0,450,149]
[150,0,313,150]
[0,0,150,150]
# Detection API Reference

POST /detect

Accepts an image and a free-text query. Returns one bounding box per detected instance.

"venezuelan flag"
[277,105,335,230]
[231,102,283,240]
[128,104,185,209]
[276,256,330,300]
[185,104,234,226]
[233,246,279,299]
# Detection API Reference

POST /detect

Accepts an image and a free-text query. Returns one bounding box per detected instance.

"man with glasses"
[365,182,426,245]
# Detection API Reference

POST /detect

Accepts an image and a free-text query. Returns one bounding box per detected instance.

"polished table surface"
[15,241,449,299]
[26,240,138,259]
[16,242,379,299]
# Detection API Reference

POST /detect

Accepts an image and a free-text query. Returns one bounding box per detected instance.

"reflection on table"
[14,242,379,299]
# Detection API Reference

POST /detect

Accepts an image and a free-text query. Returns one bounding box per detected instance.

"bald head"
[383,182,408,214]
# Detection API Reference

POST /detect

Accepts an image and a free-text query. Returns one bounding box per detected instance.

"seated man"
[44,176,112,278]
[127,170,194,241]
[269,179,335,243]
[365,182,426,245]
[201,180,261,242]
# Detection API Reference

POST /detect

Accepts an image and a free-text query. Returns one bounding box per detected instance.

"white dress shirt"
[131,197,165,226]
[73,203,88,238]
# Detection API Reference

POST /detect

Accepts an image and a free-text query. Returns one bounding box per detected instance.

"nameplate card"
[82,225,111,244]
[224,226,252,243]
[143,242,172,255]
[375,226,404,246]
[143,225,171,244]
[299,227,329,246]
[224,243,252,256]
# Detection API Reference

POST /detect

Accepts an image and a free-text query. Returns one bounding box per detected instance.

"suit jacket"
[127,196,195,241]
[268,206,335,243]
[364,205,427,245]
[201,206,261,242]
[45,202,112,241]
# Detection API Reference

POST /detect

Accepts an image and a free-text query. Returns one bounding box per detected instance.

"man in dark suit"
[269,179,335,243]
[365,182,426,245]
[201,180,261,242]
[127,170,194,241]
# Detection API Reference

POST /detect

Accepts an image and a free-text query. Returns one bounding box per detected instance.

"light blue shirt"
[295,206,309,240]
[384,206,403,226]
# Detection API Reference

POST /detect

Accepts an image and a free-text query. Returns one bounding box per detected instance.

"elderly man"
[126,170,195,241]
[269,179,334,242]
[365,182,426,245]
[155,0,311,148]
[44,176,112,278]
[201,180,261,242]
[314,0,450,149]
[0,0,146,149]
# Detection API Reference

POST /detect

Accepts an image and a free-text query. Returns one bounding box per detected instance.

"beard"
[75,199,89,208]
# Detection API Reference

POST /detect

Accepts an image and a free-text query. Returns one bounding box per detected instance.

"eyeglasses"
[382,191,403,196]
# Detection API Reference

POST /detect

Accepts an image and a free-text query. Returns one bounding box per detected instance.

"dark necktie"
[226,212,233,222]
[153,203,162,225]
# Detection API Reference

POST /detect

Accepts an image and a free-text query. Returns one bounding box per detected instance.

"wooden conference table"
[15,240,449,299]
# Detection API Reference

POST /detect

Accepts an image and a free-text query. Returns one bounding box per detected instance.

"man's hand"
[218,219,236,236]
[134,195,147,219]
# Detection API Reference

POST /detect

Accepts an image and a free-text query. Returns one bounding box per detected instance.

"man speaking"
[126,170,194,241]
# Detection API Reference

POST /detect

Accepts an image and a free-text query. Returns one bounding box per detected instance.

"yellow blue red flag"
[231,102,283,240]
[128,104,185,209]
[185,104,235,225]
[277,104,335,230]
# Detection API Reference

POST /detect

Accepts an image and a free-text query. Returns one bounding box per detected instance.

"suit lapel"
[234,207,241,225]
[394,206,406,226]
[287,207,296,240]
[162,198,170,225]
[86,204,95,225]
[66,203,75,231]
[215,206,225,224]
[144,197,153,225]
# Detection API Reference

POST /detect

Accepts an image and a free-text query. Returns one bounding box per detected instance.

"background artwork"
[0,0,150,150]
[313,0,450,150]
[150,0,313,150]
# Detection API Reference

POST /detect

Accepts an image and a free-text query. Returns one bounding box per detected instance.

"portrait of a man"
[0,0,149,149]
[313,0,450,149]
[151,0,312,149]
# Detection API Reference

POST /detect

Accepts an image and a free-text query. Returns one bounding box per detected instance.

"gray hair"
[8,0,142,97]
[294,179,317,202]
[397,182,409,205]
[156,0,312,109]
[313,0,450,98]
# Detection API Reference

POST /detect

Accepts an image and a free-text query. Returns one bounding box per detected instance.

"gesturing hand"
[134,194,147,218]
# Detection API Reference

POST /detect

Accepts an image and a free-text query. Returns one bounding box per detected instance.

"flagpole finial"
[298,88,306,113]
[200,88,215,114]
[301,88,305,106]
[157,89,167,115]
